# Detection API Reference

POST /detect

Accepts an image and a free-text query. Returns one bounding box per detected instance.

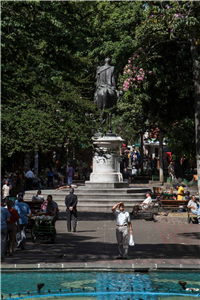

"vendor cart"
[32,215,56,243]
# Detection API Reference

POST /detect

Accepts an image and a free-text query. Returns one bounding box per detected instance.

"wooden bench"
[158,200,189,212]
[188,209,198,224]
[24,201,43,212]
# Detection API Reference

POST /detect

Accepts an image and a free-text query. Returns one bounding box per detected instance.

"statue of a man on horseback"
[94,58,123,133]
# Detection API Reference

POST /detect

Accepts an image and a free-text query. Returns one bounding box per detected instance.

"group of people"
[1,196,31,259]
[1,187,79,260]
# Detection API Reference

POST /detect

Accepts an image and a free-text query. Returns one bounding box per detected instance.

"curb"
[2,262,200,271]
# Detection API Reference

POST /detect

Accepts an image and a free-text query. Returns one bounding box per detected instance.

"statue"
[94,58,123,133]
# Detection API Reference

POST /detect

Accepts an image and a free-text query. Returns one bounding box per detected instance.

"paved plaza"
[2,211,200,270]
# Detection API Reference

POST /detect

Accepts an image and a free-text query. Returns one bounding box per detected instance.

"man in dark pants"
[65,188,78,232]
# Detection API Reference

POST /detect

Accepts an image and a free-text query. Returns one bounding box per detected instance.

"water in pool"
[1,271,200,299]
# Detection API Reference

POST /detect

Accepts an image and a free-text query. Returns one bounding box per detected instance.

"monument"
[85,58,126,188]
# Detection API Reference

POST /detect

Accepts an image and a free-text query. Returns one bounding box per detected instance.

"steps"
[24,186,151,212]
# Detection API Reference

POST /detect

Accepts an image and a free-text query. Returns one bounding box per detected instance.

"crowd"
[1,191,59,260]
[1,187,80,260]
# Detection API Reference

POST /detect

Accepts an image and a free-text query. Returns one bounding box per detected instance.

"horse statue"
[94,58,123,133]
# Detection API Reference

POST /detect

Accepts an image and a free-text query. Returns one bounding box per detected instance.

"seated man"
[187,195,200,224]
[32,190,44,202]
[132,192,153,215]
[38,195,59,222]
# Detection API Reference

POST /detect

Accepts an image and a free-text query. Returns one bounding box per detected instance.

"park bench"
[187,208,198,224]
[24,200,43,212]
[157,199,189,212]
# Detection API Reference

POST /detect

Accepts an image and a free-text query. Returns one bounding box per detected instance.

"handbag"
[129,234,135,246]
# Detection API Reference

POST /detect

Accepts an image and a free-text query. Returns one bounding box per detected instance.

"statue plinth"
[85,134,126,188]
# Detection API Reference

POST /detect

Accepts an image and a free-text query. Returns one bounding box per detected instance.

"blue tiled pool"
[1,271,200,299]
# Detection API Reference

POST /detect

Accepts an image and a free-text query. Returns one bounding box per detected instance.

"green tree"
[1,1,99,170]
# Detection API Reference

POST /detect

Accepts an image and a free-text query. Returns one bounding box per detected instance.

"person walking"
[2,179,12,199]
[14,196,31,250]
[1,199,11,260]
[112,202,133,259]
[65,188,78,232]
[67,165,74,186]
[6,200,20,256]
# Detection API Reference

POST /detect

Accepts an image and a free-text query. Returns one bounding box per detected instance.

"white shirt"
[25,170,35,178]
[2,184,10,197]
[143,196,152,205]
[32,194,44,201]
[115,209,130,226]
[187,200,199,210]
[132,169,137,175]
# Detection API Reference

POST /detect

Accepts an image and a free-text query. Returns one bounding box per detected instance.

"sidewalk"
[2,212,200,270]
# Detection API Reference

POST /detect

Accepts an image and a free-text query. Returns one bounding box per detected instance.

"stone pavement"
[2,212,200,270]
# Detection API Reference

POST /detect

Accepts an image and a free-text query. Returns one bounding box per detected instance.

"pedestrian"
[14,196,31,250]
[67,165,74,186]
[25,169,35,190]
[47,168,54,188]
[65,188,78,232]
[123,168,131,185]
[112,201,133,259]
[2,180,12,199]
[6,200,20,256]
[1,199,11,260]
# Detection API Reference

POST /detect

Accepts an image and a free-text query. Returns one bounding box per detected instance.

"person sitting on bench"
[132,192,152,215]
[187,195,200,224]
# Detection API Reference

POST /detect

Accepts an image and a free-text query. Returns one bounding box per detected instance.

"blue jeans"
[191,208,200,223]
[1,228,7,258]
[68,176,72,186]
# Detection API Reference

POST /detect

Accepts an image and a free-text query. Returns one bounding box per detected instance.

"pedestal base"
[89,134,124,184]
[85,181,128,189]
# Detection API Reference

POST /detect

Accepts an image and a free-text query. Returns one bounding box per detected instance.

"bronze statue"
[94,58,123,133]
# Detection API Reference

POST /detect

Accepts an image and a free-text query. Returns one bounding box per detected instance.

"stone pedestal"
[85,134,125,188]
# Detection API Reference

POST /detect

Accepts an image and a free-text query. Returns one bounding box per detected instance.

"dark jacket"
[65,194,78,209]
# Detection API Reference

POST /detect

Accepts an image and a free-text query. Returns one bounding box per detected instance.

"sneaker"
[116,255,123,259]
[73,228,76,232]
[123,256,128,259]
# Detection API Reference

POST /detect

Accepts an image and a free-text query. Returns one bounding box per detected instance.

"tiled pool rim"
[1,262,200,271]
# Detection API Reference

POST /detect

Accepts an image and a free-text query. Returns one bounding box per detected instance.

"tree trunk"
[159,130,164,183]
[190,35,200,196]
[140,131,144,175]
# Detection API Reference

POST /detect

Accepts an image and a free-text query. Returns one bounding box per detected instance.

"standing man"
[112,202,133,259]
[65,188,78,232]
[1,199,11,260]
[2,179,12,199]
[25,169,35,190]
[14,196,31,250]
[67,165,74,187]
[176,184,185,200]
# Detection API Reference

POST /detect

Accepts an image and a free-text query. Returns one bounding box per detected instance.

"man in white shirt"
[2,180,12,199]
[32,190,44,202]
[187,195,200,224]
[25,169,35,190]
[132,192,152,215]
[112,202,133,259]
